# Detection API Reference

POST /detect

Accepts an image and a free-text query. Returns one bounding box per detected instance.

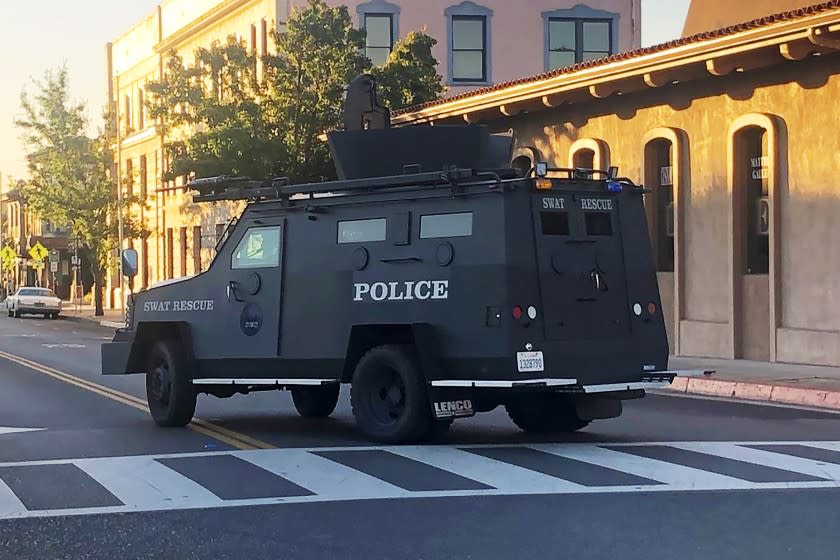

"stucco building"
[106,0,641,307]
[393,1,840,367]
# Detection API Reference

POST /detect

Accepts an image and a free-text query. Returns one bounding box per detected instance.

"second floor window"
[548,18,612,70]
[451,15,487,82]
[364,13,394,66]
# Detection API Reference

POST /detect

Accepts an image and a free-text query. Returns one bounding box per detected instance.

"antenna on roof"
[342,73,390,131]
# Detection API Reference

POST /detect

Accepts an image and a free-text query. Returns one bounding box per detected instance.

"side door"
[203,217,285,359]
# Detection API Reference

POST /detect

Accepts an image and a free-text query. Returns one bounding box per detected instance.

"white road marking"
[0,478,26,517]
[40,344,86,349]
[236,449,408,499]
[533,443,748,489]
[671,442,840,482]
[389,445,584,492]
[0,427,45,436]
[77,455,223,510]
[0,441,839,520]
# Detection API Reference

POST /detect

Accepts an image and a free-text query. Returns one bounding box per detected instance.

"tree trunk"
[93,265,105,317]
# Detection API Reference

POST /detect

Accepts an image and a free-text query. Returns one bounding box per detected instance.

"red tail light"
[647,302,657,315]
[512,306,523,320]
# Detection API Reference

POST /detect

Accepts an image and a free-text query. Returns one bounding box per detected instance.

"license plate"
[517,351,544,372]
[34,302,44,307]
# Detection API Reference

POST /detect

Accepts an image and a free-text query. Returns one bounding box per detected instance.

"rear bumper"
[429,369,714,393]
[16,306,61,313]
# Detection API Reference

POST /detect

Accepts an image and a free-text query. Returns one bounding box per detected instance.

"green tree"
[146,37,278,182]
[15,65,148,316]
[370,30,446,111]
[260,0,368,182]
[146,0,445,185]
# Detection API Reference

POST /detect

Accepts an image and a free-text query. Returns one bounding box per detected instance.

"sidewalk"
[60,302,125,329]
[665,356,840,411]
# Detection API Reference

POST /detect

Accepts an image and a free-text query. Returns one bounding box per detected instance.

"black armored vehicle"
[102,75,707,443]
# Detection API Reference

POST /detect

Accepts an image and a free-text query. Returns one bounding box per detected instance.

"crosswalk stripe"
[1,441,839,520]
[388,446,585,492]
[236,449,410,499]
[532,444,749,489]
[0,477,25,517]
[801,442,840,453]
[76,456,223,509]
[670,442,840,481]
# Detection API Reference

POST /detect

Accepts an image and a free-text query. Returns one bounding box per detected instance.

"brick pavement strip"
[667,375,840,411]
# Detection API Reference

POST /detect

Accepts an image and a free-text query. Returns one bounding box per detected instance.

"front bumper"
[101,330,138,375]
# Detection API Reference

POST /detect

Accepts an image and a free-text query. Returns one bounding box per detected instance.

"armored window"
[540,212,570,236]
[420,212,473,238]
[338,218,387,244]
[364,14,393,66]
[451,16,487,82]
[546,18,612,70]
[232,226,281,269]
[585,212,613,236]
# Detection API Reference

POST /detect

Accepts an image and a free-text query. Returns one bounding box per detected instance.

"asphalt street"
[0,313,839,559]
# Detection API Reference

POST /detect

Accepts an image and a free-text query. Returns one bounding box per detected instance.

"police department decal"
[240,303,263,336]
[354,280,448,302]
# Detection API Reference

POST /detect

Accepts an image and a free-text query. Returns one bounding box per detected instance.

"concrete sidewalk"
[59,303,125,329]
[666,356,840,411]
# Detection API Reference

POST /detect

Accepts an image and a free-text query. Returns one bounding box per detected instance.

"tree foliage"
[146,0,445,185]
[14,65,147,315]
[370,31,446,110]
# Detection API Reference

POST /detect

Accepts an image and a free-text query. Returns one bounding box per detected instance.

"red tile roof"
[393,0,840,116]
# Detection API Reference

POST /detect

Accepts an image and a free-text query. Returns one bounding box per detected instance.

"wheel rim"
[365,366,406,426]
[148,361,172,406]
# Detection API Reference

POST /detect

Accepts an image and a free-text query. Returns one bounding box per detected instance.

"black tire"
[291,384,340,418]
[350,344,433,443]
[13,310,20,318]
[145,339,197,427]
[505,394,590,434]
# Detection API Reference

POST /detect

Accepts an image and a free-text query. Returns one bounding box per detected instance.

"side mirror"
[121,248,138,278]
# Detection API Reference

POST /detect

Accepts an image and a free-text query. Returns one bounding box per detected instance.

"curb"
[666,376,840,411]
[61,315,124,329]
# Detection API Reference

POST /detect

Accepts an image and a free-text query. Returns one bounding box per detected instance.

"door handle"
[379,257,423,264]
[226,281,244,302]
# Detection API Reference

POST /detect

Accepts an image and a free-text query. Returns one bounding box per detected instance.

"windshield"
[18,288,56,297]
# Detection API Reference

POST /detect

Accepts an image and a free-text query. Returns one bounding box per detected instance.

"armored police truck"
[102,75,708,443]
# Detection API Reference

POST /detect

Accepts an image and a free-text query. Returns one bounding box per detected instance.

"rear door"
[533,190,630,340]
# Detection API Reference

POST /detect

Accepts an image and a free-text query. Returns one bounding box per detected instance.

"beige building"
[393,1,840,367]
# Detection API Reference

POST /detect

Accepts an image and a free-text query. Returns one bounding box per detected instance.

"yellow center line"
[0,350,275,451]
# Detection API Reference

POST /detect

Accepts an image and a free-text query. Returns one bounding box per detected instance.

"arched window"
[644,138,675,272]
[733,126,770,275]
[568,138,610,178]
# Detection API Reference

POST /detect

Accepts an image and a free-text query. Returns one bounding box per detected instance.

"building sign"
[756,197,770,236]
[751,156,769,180]
[660,166,673,186]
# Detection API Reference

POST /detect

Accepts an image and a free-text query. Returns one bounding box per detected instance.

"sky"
[0,0,692,183]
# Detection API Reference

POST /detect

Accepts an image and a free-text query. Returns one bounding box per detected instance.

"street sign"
[50,261,58,273]
[28,242,48,261]
[49,249,59,263]
[71,255,79,265]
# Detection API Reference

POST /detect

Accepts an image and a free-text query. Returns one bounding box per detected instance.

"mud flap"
[428,385,476,420]
[575,395,623,421]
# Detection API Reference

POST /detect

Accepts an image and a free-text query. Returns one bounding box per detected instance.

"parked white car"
[6,287,62,319]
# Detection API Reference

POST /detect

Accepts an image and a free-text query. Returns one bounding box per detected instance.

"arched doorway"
[572,148,595,170]
[642,128,688,355]
[728,114,785,361]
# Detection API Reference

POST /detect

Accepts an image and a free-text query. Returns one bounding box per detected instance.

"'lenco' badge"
[353,280,448,302]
